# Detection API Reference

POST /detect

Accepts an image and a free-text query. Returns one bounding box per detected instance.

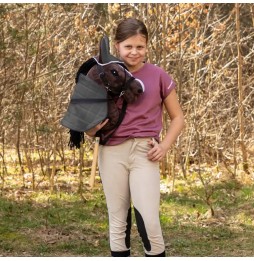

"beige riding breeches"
[98,138,165,257]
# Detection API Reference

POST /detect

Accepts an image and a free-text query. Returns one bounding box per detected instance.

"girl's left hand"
[147,138,167,162]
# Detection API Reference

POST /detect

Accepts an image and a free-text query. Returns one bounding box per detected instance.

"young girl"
[86,18,184,257]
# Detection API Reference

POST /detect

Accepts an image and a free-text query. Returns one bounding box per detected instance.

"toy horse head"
[86,59,144,104]
[86,36,144,104]
[60,35,145,147]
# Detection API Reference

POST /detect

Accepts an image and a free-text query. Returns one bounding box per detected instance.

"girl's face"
[115,34,147,72]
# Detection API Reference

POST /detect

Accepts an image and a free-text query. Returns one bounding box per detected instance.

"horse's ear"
[99,35,110,64]
[98,35,122,64]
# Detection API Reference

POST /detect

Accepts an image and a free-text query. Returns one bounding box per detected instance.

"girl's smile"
[115,34,147,72]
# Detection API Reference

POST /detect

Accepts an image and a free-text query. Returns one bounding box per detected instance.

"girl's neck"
[128,62,145,73]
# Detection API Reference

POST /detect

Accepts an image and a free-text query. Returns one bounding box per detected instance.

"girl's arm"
[147,89,185,161]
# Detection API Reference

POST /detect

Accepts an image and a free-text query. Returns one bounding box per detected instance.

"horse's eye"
[111,70,119,77]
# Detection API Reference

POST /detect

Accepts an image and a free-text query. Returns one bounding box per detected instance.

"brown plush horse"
[61,35,144,147]
[85,57,144,132]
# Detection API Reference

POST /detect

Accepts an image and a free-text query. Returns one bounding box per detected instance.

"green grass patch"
[1,173,254,256]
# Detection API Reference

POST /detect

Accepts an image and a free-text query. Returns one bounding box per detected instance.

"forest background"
[0,3,254,257]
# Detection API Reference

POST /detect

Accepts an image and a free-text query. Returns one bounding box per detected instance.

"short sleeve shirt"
[106,63,176,145]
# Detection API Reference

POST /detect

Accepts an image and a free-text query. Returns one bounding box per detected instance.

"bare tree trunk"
[30,4,42,190]
[0,23,7,188]
[23,145,35,189]
[17,9,32,181]
[50,137,57,193]
[58,132,66,171]
[107,4,114,54]
[79,144,87,202]
[161,4,169,179]
[235,3,249,174]
[0,130,7,188]
[251,5,254,27]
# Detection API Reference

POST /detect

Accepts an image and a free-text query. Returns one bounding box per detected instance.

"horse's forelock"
[93,57,125,67]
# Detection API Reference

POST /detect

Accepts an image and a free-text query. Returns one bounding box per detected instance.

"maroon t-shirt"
[106,63,176,145]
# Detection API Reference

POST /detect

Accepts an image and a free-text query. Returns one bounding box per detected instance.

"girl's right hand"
[85,119,109,137]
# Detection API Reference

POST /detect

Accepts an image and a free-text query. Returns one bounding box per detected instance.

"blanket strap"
[70,98,110,104]
[97,99,127,145]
